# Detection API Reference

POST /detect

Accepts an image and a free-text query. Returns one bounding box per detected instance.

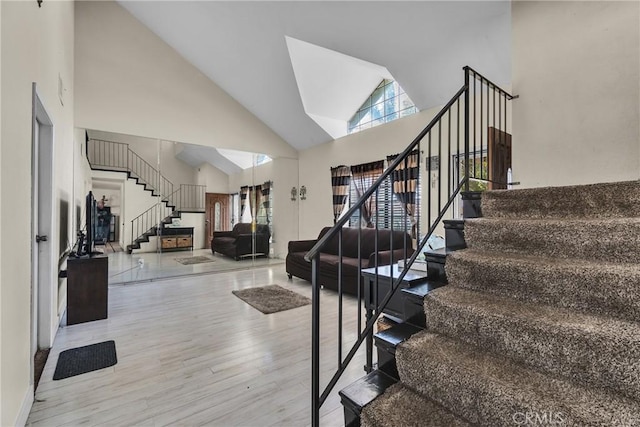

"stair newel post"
[311,253,321,427]
[464,66,471,193]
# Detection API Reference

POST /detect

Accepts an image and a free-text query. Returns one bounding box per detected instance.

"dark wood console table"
[67,255,108,325]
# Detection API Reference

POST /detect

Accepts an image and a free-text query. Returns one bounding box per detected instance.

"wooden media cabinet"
[158,227,194,252]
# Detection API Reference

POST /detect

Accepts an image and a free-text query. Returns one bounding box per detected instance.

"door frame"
[205,193,230,248]
[31,83,56,388]
[487,127,512,190]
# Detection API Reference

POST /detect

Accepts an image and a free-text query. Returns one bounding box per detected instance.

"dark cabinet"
[66,255,108,325]
[362,264,430,321]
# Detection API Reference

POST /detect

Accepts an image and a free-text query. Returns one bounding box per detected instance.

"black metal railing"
[176,184,206,212]
[87,138,174,202]
[308,66,513,426]
[129,184,205,248]
[130,202,174,249]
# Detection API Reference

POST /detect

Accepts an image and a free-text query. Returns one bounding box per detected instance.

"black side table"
[361,264,431,371]
[361,264,430,321]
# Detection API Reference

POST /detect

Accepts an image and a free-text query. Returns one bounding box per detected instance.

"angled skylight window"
[217,148,272,170]
[348,80,418,134]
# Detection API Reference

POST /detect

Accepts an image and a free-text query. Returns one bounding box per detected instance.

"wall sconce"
[290,186,298,201]
[299,186,307,200]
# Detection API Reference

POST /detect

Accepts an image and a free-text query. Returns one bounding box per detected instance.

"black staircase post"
[365,275,374,373]
[311,255,321,427]
[464,66,471,193]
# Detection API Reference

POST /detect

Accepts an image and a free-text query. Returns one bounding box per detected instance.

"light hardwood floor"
[28,266,369,426]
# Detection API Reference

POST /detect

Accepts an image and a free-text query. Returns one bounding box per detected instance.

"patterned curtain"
[387,150,420,237]
[260,181,271,224]
[240,186,249,218]
[330,166,351,224]
[248,186,254,221]
[254,184,262,223]
[350,160,385,228]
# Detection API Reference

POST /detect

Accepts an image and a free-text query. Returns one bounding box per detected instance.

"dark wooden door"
[206,193,230,248]
[488,127,512,190]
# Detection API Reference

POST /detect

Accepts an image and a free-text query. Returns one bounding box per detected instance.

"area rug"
[175,256,215,265]
[232,284,311,314]
[53,341,117,380]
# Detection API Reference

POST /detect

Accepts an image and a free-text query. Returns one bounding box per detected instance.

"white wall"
[75,0,297,160]
[197,163,230,194]
[1,1,75,425]
[228,158,299,258]
[512,1,640,188]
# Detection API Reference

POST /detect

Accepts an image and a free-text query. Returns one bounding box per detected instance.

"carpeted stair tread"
[361,382,471,427]
[397,332,640,426]
[464,217,640,263]
[445,249,640,322]
[424,287,640,401]
[481,180,640,219]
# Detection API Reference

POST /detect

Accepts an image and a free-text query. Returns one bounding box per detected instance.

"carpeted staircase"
[361,181,640,426]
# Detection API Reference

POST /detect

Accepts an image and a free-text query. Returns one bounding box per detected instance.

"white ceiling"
[118,1,511,152]
[286,36,393,139]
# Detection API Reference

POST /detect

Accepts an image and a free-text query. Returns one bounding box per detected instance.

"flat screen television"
[83,191,98,256]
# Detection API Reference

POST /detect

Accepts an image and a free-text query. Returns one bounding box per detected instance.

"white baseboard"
[15,384,34,427]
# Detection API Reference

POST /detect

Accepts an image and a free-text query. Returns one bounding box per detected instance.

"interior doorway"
[205,193,230,248]
[31,84,55,390]
[488,127,512,190]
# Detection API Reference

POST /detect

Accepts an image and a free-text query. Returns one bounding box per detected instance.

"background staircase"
[350,180,640,426]
[86,137,205,254]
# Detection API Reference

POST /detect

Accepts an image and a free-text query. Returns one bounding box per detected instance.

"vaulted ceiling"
[118,1,511,152]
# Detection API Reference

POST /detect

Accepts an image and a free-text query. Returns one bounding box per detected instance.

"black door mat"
[53,340,117,380]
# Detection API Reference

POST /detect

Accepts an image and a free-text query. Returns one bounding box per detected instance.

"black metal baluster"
[493,84,496,185]
[403,156,408,262]
[485,81,489,181]
[338,228,343,365]
[311,253,320,427]
[473,72,476,179]
[479,79,483,181]
[358,215,362,338]
[464,67,470,192]
[438,120,442,212]
[457,98,461,187]
[374,187,380,315]
[427,132,432,230]
[448,107,451,196]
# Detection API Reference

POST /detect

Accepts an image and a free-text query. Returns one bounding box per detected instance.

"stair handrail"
[87,138,174,203]
[130,186,181,228]
[309,66,514,426]
[129,200,175,249]
[177,184,207,212]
